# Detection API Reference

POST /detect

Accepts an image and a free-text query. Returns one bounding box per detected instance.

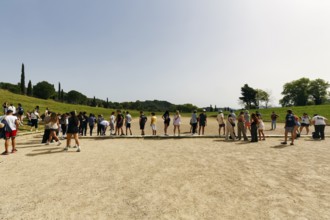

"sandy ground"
[0,118,329,219]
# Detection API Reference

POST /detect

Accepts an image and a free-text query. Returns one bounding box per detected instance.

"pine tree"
[27,80,33,96]
[20,63,26,94]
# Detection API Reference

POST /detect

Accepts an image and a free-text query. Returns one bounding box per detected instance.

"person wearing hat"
[216,110,225,136]
[2,109,19,155]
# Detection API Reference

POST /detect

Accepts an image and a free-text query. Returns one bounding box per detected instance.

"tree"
[66,90,88,105]
[58,82,61,100]
[239,84,257,109]
[91,96,97,107]
[27,80,33,96]
[61,89,64,102]
[255,89,270,108]
[20,63,25,95]
[308,78,330,105]
[280,78,310,106]
[33,81,56,99]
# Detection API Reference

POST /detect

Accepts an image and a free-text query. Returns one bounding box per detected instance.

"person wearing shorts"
[217,110,225,136]
[300,113,311,135]
[125,111,132,135]
[198,110,207,135]
[64,111,81,152]
[139,111,147,135]
[115,110,124,135]
[150,112,157,135]
[162,110,170,136]
[2,109,19,155]
[281,110,296,145]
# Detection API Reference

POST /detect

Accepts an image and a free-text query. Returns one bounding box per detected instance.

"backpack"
[0,118,12,139]
[312,132,320,139]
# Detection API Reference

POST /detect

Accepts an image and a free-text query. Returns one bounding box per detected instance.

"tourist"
[281,109,296,145]
[17,103,24,125]
[81,112,88,136]
[300,113,311,135]
[60,113,68,139]
[311,114,327,140]
[250,113,259,142]
[88,113,96,136]
[150,112,157,135]
[190,110,198,135]
[270,111,279,130]
[30,108,40,132]
[46,112,61,146]
[237,111,248,141]
[115,110,124,135]
[109,112,116,135]
[2,102,8,115]
[65,111,81,152]
[1,109,19,155]
[100,119,109,135]
[244,110,251,133]
[162,110,170,136]
[139,111,147,135]
[216,110,225,136]
[225,113,235,141]
[258,115,265,141]
[42,111,52,143]
[7,103,16,114]
[198,109,207,135]
[173,110,181,136]
[97,114,104,136]
[125,111,132,135]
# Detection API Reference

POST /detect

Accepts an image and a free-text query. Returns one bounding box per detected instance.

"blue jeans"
[271,120,277,130]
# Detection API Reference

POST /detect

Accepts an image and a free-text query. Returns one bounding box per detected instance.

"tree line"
[1,64,329,111]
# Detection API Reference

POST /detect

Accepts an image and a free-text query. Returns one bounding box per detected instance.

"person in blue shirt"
[281,109,296,145]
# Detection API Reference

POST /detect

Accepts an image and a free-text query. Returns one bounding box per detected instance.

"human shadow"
[271,144,290,149]
[16,140,42,145]
[26,148,75,157]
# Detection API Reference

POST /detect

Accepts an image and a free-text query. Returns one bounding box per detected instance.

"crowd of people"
[0,102,328,155]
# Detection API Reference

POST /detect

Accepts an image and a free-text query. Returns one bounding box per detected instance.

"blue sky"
[1,0,330,108]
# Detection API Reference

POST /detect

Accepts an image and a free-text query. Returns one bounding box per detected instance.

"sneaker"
[281,142,287,145]
[57,141,62,146]
[76,147,81,152]
[45,142,50,145]
[73,145,77,148]
[64,146,69,151]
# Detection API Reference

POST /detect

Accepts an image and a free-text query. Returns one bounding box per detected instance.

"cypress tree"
[61,89,64,102]
[58,82,61,100]
[20,63,25,94]
[27,80,33,96]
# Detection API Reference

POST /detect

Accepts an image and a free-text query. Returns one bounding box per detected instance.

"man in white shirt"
[2,109,19,155]
[7,104,16,114]
[125,112,132,135]
[312,114,327,140]
[216,110,225,136]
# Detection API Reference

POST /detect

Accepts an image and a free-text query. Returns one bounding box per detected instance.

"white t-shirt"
[8,106,16,114]
[5,115,18,131]
[126,114,132,124]
[173,115,181,126]
[301,116,310,124]
[110,115,115,124]
[312,116,326,125]
[100,120,110,127]
[30,111,39,120]
[217,113,225,124]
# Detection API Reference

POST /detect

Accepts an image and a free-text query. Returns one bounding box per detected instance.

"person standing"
[162,110,170,136]
[109,112,116,135]
[237,111,248,141]
[125,111,132,135]
[250,113,259,142]
[2,102,8,115]
[173,110,181,136]
[281,110,296,145]
[60,113,68,139]
[300,113,311,135]
[17,103,24,126]
[81,112,88,136]
[139,111,147,135]
[65,111,81,152]
[217,110,225,136]
[88,113,96,136]
[244,110,251,133]
[30,108,40,132]
[190,110,198,135]
[270,111,279,130]
[311,114,327,140]
[150,112,157,135]
[225,114,235,141]
[7,104,16,114]
[1,109,19,155]
[198,109,207,135]
[115,110,124,135]
[258,115,265,141]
